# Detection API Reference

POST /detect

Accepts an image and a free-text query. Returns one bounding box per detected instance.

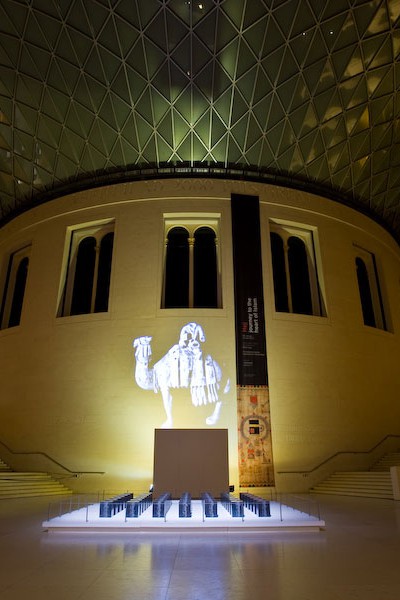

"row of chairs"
[179,492,192,517]
[99,492,133,518]
[240,492,271,517]
[220,492,244,517]
[126,492,153,518]
[152,492,172,517]
[201,492,218,517]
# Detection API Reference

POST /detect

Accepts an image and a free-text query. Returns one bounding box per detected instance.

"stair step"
[0,471,72,499]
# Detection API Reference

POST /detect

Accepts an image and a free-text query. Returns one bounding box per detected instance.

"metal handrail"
[0,438,105,476]
[277,434,400,475]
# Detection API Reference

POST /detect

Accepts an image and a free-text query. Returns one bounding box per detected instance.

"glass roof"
[0,0,399,239]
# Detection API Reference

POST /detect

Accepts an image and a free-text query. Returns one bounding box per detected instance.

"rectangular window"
[0,244,31,329]
[354,245,387,330]
[162,214,221,309]
[58,221,114,317]
[269,221,325,317]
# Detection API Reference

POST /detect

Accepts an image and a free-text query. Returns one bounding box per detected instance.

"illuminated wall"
[0,178,399,493]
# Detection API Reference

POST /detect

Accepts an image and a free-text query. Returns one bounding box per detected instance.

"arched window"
[194,227,217,308]
[71,237,96,315]
[288,236,313,315]
[354,248,386,330]
[59,223,114,317]
[270,232,288,312]
[8,256,29,327]
[164,227,189,308]
[269,223,324,317]
[162,218,220,309]
[1,245,31,329]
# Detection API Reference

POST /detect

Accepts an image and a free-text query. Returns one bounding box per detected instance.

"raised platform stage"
[42,498,325,533]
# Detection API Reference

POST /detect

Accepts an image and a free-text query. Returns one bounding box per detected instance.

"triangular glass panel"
[330,12,358,52]
[174,90,192,125]
[371,171,388,196]
[59,128,85,164]
[222,1,245,30]
[136,116,155,158]
[193,61,214,101]
[350,131,370,161]
[153,110,174,148]
[369,95,393,126]
[260,15,286,57]
[217,37,239,80]
[302,58,327,97]
[331,143,350,175]
[320,115,347,150]
[372,148,391,174]
[192,37,214,74]
[3,0,29,33]
[125,65,148,104]
[112,15,140,58]
[120,136,139,164]
[135,87,154,125]
[66,0,94,38]
[109,68,132,107]
[211,110,228,148]
[242,15,268,58]
[266,120,285,156]
[175,133,192,162]
[14,103,37,135]
[230,114,248,149]
[172,108,190,147]
[252,94,273,131]
[251,68,273,106]
[13,130,33,160]
[125,39,149,79]
[213,89,233,127]
[291,1,318,38]
[266,93,285,129]
[0,65,16,96]
[227,134,246,164]
[371,122,393,152]
[366,4,390,36]
[151,87,172,124]
[191,88,210,124]
[155,133,174,163]
[192,108,211,146]
[192,133,209,162]
[210,64,232,99]
[306,153,329,181]
[261,45,285,87]
[272,2,299,39]
[236,66,257,104]
[166,9,190,53]
[99,93,119,131]
[235,39,258,80]
[242,0,271,30]
[36,117,60,152]
[97,16,125,57]
[32,10,63,48]
[170,35,191,76]
[230,89,251,126]
[277,120,296,155]
[314,89,339,129]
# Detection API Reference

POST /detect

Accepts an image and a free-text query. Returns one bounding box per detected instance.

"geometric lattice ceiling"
[0,0,399,239]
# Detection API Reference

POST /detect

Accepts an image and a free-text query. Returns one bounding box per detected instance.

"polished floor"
[0,494,399,600]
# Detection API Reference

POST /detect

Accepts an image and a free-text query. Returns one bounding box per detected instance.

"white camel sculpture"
[133,322,229,428]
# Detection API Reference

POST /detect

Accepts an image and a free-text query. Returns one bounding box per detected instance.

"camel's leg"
[206,401,222,426]
[160,386,173,428]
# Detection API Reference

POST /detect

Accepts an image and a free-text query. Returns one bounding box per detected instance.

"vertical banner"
[231,194,274,487]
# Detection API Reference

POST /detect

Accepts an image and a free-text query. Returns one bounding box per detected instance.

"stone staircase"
[310,451,400,499]
[0,460,72,499]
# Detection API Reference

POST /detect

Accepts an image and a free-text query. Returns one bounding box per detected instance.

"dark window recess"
[71,237,96,315]
[95,232,114,313]
[356,257,376,327]
[8,257,29,327]
[193,227,217,308]
[164,227,189,308]
[288,236,313,315]
[270,232,289,312]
